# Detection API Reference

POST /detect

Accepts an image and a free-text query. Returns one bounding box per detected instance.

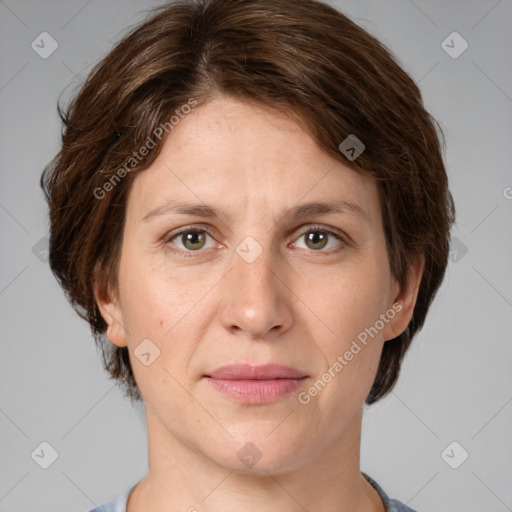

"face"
[97,95,421,474]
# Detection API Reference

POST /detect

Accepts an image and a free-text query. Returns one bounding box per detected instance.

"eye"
[163,224,347,258]
[292,225,346,252]
[164,228,216,253]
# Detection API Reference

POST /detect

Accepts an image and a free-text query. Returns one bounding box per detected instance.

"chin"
[204,431,304,475]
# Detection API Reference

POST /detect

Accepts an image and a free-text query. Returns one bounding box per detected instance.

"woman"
[40,0,455,510]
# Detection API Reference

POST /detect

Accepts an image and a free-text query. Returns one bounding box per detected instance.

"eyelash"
[163,224,348,258]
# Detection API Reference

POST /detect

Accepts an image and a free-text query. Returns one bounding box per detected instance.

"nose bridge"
[235,236,277,296]
[219,234,292,338]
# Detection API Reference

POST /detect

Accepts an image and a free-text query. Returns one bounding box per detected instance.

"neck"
[127,407,385,512]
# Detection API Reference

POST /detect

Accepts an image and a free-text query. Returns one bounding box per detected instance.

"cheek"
[302,258,389,345]
[118,246,187,334]
[297,256,389,400]
[119,266,167,335]
[118,252,211,391]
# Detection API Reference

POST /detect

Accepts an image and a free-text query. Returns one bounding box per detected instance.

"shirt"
[86,472,417,512]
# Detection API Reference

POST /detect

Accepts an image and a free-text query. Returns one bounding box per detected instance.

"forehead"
[127,96,380,225]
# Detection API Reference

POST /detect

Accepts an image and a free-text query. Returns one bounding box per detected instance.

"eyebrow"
[142,198,370,224]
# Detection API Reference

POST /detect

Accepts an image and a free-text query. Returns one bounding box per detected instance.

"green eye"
[180,230,208,250]
[294,227,345,252]
[164,224,347,258]
[167,229,213,252]
[304,231,329,250]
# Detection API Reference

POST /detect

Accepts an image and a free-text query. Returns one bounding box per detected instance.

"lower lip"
[205,377,307,404]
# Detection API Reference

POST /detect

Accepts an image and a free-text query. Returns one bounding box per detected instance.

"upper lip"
[205,364,307,380]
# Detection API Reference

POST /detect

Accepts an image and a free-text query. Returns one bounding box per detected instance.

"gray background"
[1,0,511,511]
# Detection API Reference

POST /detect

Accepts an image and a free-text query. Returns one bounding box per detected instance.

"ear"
[93,264,128,348]
[383,254,424,341]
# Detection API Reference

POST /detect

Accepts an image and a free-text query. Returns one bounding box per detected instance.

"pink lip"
[206,364,307,380]
[204,364,308,404]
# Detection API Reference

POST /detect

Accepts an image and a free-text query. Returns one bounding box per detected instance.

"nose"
[219,240,294,340]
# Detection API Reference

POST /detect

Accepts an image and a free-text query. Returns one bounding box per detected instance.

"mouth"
[203,364,308,404]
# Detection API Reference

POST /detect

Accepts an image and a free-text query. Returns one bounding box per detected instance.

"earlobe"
[93,267,128,348]
[384,255,424,341]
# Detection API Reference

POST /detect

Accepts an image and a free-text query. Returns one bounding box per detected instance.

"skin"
[96,95,423,512]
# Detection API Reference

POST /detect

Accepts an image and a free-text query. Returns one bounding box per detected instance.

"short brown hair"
[40,0,455,404]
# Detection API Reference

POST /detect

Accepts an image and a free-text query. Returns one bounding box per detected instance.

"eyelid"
[162,224,214,242]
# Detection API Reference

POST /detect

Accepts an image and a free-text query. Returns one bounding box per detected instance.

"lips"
[205,364,307,380]
[204,364,308,404]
